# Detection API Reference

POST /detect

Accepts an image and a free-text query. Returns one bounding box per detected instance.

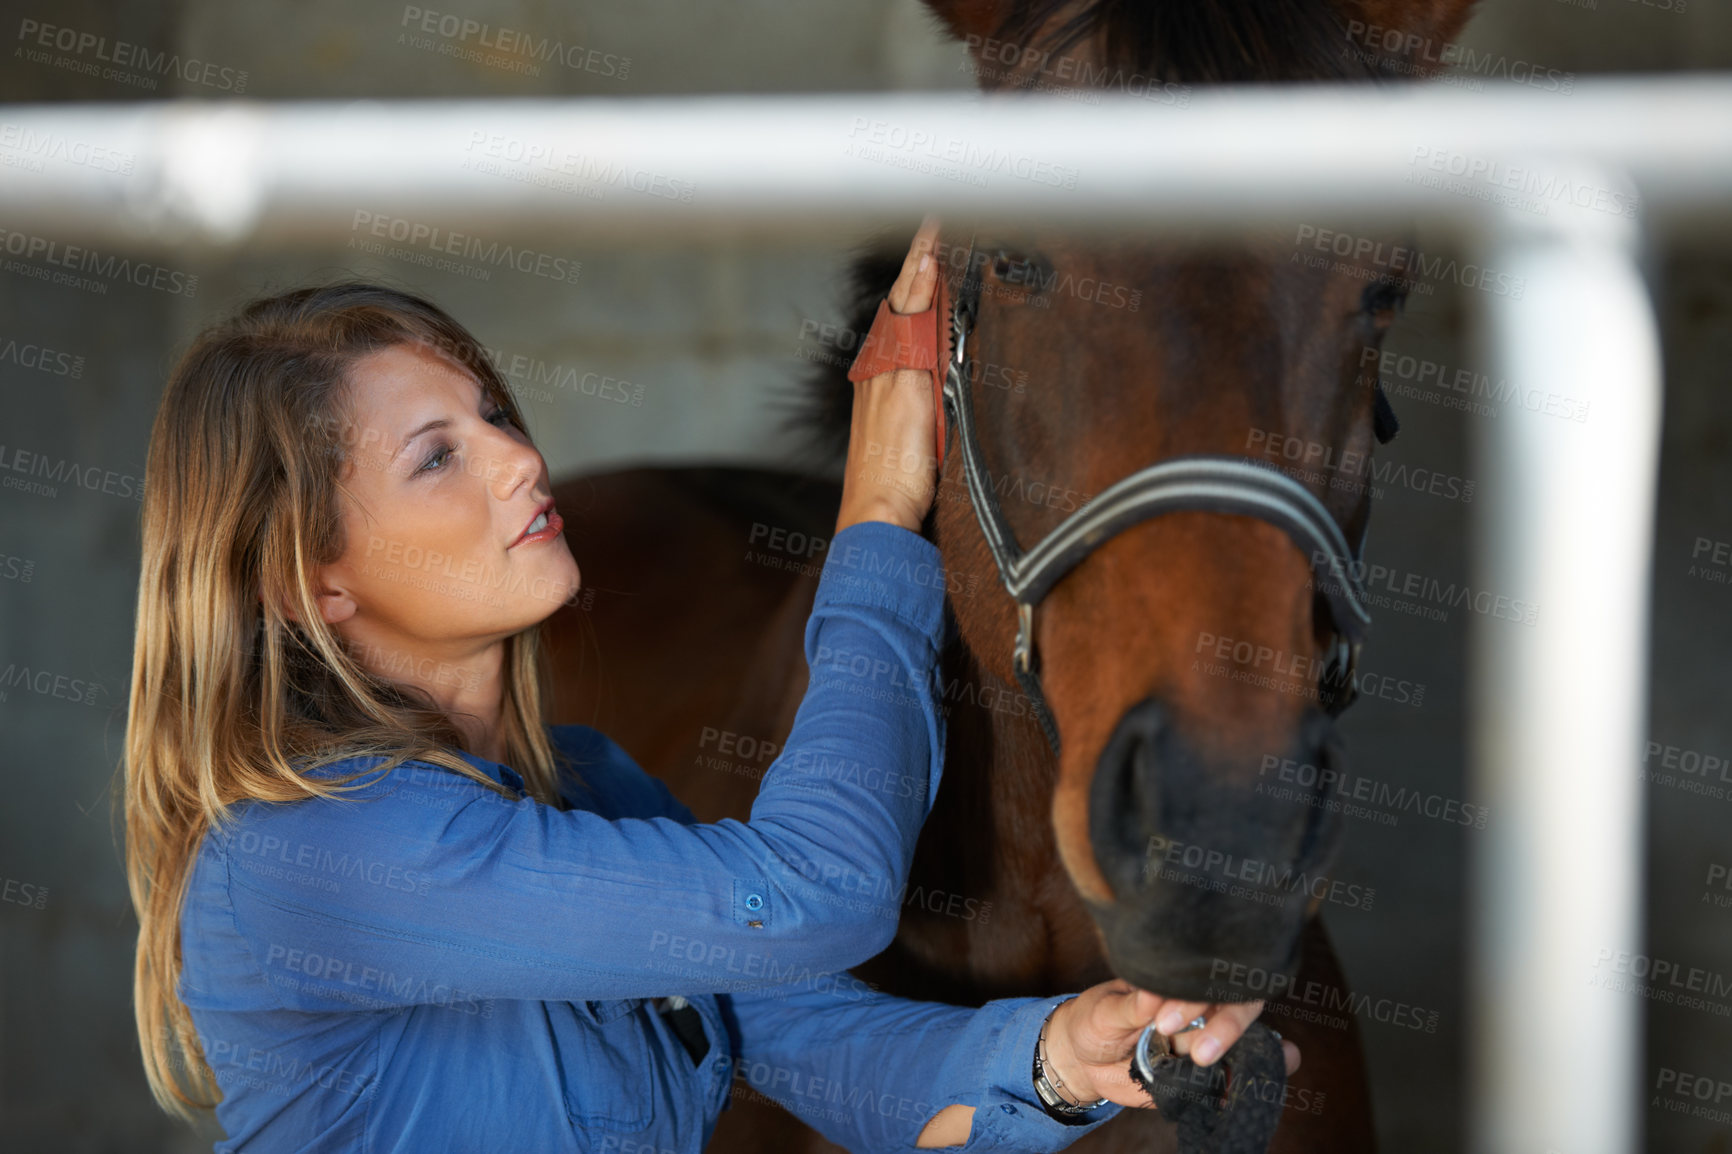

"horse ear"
[1338,0,1484,76]
[923,1,1483,82]
[919,0,1010,46]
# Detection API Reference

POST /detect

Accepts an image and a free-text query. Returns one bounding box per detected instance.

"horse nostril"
[1084,697,1343,997]
[1088,696,1171,901]
[1088,698,1343,906]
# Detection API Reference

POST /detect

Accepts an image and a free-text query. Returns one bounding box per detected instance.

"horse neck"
[917,638,1115,992]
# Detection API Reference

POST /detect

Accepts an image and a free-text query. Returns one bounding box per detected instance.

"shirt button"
[745,893,765,911]
[1000,1103,1017,1115]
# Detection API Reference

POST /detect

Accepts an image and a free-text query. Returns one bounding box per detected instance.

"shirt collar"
[451,746,528,796]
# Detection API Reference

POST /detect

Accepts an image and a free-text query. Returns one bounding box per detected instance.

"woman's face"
[312,341,580,653]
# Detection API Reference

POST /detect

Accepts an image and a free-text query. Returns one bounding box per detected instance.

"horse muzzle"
[1084,696,1347,1002]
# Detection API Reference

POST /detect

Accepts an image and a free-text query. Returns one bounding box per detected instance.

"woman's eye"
[418,410,516,473]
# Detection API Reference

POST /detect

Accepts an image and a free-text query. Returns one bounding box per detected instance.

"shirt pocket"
[556,998,656,1134]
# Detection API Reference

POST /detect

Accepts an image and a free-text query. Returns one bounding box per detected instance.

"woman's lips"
[510,506,563,548]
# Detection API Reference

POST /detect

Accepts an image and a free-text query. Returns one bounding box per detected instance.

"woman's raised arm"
[190,517,952,1014]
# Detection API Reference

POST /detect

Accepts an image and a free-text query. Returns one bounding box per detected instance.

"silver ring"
[1131,1021,1175,1089]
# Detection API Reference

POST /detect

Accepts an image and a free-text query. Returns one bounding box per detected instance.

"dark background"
[1,1,1728,1150]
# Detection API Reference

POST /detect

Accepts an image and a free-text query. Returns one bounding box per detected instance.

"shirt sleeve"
[718,982,1122,1152]
[215,519,953,1011]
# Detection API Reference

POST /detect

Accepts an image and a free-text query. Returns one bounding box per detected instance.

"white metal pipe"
[0,79,1730,249]
[1469,175,1660,1154]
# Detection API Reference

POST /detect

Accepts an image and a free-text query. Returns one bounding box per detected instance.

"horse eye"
[992,249,1049,289]
[1362,280,1408,320]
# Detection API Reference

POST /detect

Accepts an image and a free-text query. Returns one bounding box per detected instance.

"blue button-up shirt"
[178,520,1122,1151]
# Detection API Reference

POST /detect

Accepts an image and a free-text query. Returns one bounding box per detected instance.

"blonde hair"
[124,282,567,1119]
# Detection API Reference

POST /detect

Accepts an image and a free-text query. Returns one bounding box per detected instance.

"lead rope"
[1130,1022,1287,1154]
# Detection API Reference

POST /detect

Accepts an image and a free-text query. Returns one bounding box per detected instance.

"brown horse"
[544,1,1479,1149]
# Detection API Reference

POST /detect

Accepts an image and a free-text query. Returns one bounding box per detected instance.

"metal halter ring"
[1131,1021,1178,1089]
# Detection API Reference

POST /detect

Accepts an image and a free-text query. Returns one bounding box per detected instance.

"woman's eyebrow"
[389,381,492,461]
[392,418,451,462]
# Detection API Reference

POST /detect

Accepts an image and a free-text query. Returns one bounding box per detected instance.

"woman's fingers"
[1052,981,1304,1114]
[1169,1001,1265,1067]
[1153,1000,1210,1036]
[1074,983,1164,1058]
[1107,986,1166,1036]
[886,217,942,315]
[832,217,945,534]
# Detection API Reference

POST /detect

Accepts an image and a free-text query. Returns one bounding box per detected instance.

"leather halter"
[936,242,1374,756]
[845,240,1378,755]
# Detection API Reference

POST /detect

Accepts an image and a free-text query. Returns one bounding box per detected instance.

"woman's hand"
[834,217,943,536]
[1041,980,1303,1109]
[916,980,1305,1146]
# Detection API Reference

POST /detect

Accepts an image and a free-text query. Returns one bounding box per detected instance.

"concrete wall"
[0,1,1728,1150]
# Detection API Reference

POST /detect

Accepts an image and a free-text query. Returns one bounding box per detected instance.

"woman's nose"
[479,427,541,500]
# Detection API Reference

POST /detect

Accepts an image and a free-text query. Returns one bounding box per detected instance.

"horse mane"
[776,0,1385,469]
[775,245,904,472]
[996,0,1380,84]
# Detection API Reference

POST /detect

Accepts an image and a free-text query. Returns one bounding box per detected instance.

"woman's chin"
[522,557,582,621]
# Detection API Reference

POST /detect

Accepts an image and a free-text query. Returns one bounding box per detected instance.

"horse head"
[902,0,1482,1001]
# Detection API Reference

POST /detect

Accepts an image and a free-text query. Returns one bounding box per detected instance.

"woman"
[125,221,1295,1152]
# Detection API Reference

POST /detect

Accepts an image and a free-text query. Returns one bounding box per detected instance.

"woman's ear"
[263,576,357,627]
[310,584,358,626]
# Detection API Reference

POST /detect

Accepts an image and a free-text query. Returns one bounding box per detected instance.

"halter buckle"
[1321,637,1361,717]
[1014,602,1036,675]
